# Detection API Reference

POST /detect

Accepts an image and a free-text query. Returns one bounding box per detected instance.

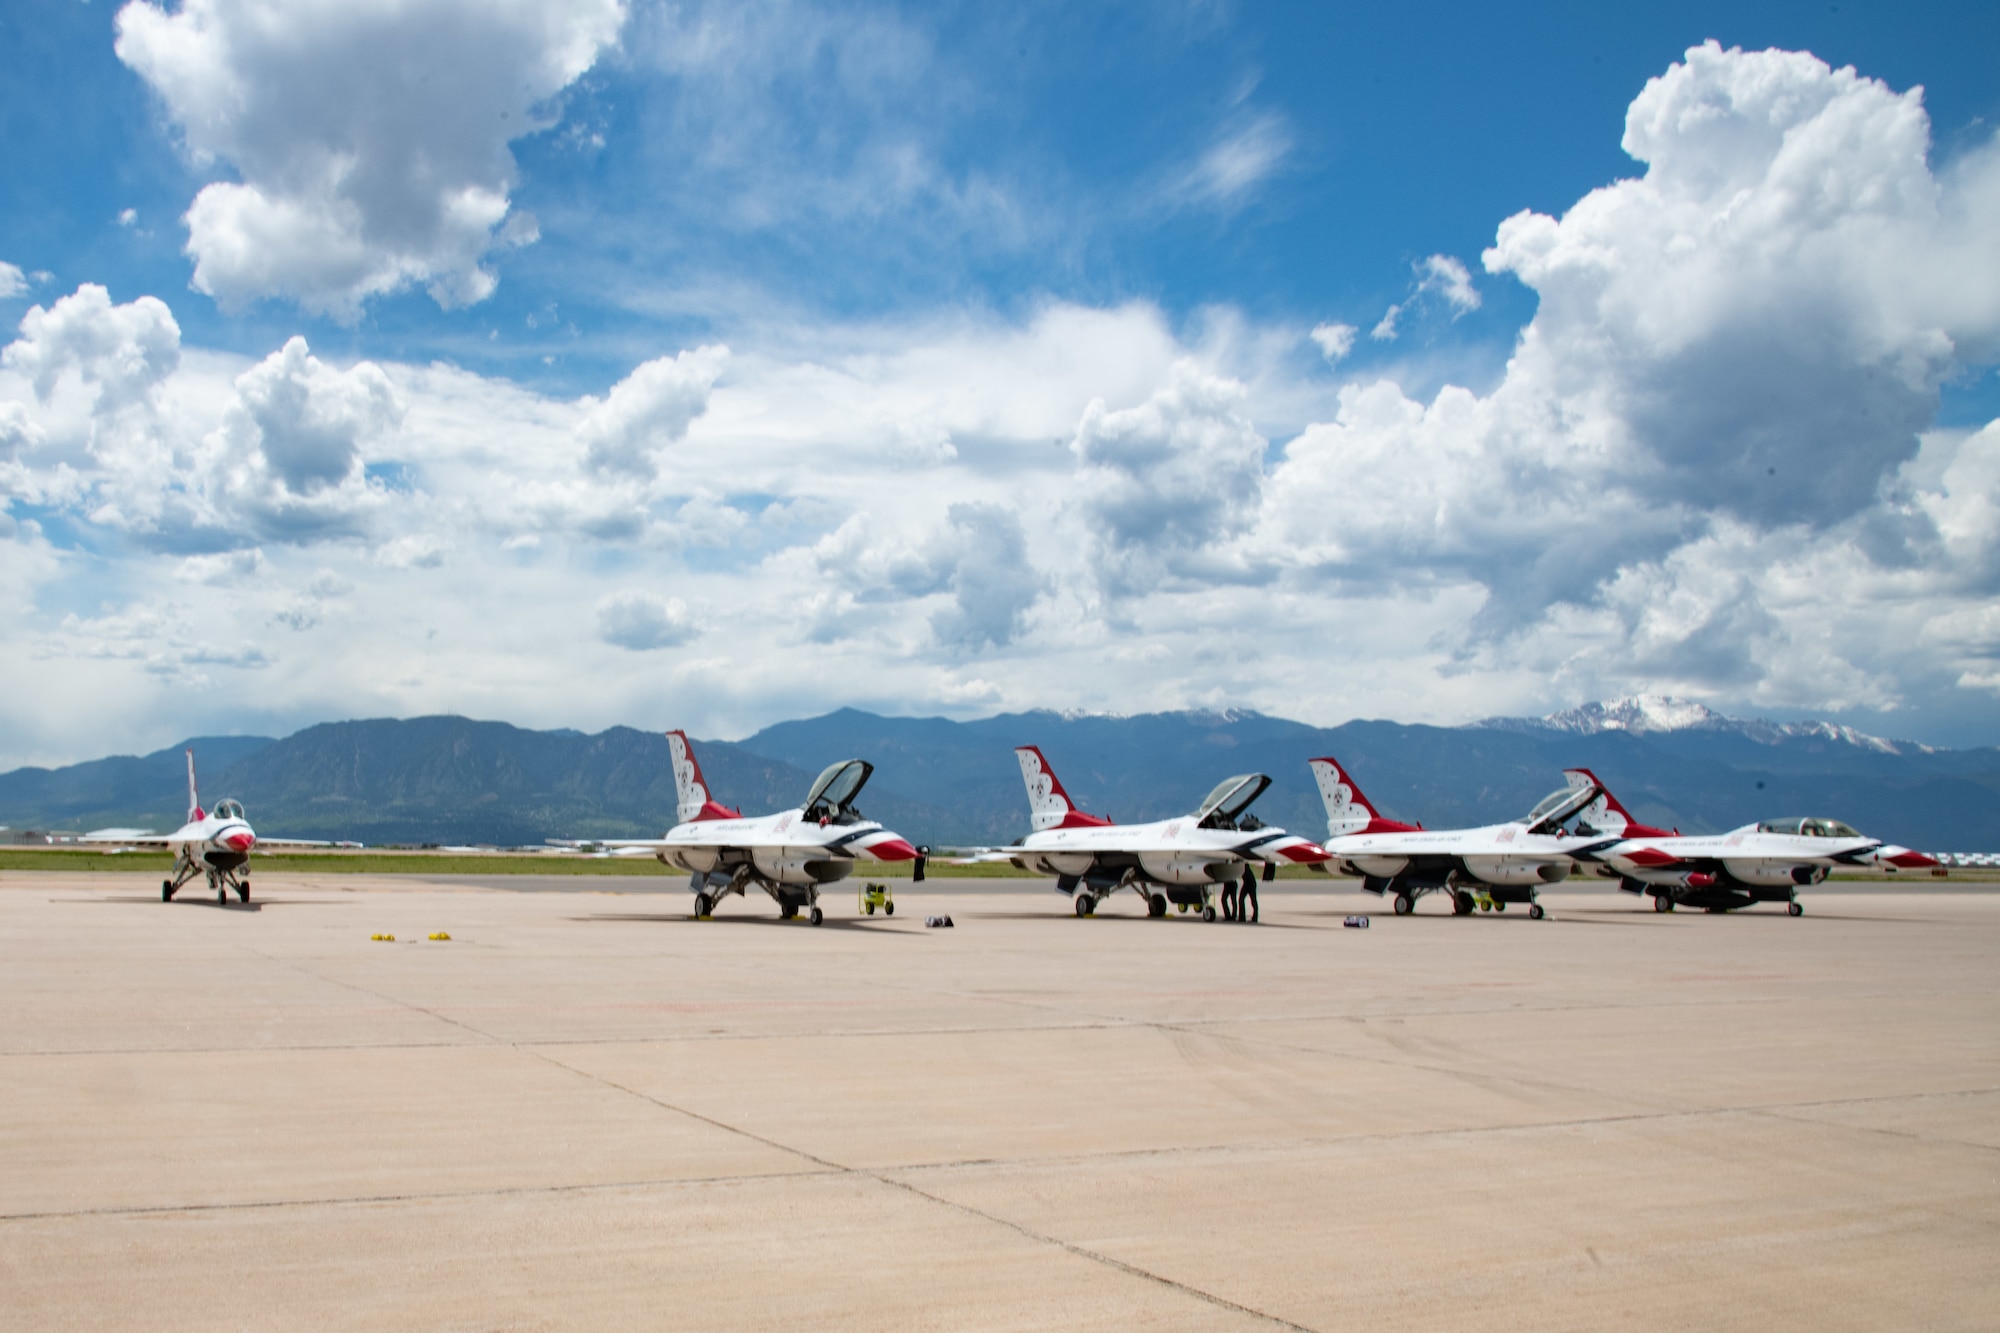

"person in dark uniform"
[1239,868,1259,923]
[1220,873,1239,921]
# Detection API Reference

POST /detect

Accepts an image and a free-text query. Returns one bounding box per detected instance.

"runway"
[3,873,1996,1329]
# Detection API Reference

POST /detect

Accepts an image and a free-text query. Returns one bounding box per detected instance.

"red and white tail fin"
[1015,746,1112,831]
[666,730,740,823]
[1562,768,1672,838]
[185,749,204,823]
[1308,757,1417,836]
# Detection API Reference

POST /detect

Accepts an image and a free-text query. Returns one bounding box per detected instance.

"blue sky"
[2,0,1998,766]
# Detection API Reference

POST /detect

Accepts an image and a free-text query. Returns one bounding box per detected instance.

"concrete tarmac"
[2,873,1996,1330]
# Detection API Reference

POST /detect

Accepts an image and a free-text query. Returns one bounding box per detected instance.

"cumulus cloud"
[596,590,698,649]
[115,0,626,319]
[0,263,26,299]
[1309,322,1357,364]
[577,346,729,478]
[3,283,179,410]
[1070,361,1271,596]
[216,337,400,494]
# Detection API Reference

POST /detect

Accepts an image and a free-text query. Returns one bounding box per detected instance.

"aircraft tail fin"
[1308,756,1416,836]
[1562,768,1671,838]
[185,749,204,823]
[1015,746,1112,831]
[666,730,740,823]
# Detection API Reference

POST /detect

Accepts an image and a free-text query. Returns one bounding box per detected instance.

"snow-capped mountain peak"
[1479,695,1921,754]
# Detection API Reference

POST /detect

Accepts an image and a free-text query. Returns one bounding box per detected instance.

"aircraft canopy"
[1521,781,1600,833]
[1756,817,1861,838]
[1196,773,1271,829]
[213,798,245,821]
[803,759,874,818]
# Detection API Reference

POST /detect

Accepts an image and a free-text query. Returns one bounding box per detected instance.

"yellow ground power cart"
[858,882,894,916]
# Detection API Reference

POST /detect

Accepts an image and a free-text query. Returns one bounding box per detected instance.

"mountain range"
[2,697,1995,850]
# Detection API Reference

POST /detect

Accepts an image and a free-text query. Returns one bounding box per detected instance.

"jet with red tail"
[1560,768,1940,915]
[592,731,923,924]
[82,750,334,905]
[1308,756,1615,919]
[999,745,1331,920]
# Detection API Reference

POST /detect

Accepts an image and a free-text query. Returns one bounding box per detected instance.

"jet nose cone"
[224,830,255,852]
[1884,847,1939,869]
[1280,840,1333,863]
[872,836,920,861]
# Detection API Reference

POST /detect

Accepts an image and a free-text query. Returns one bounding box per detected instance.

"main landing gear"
[163,857,250,905]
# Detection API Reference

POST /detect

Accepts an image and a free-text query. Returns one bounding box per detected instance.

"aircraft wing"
[77,834,172,848]
[252,838,338,848]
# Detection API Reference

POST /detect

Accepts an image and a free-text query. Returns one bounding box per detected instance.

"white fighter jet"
[1307,755,1615,919]
[83,750,332,905]
[1558,768,1940,915]
[1001,745,1331,920]
[597,731,923,924]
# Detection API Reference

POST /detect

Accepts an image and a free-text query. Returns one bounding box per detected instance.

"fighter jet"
[596,731,923,924]
[82,750,333,905]
[1558,768,1940,915]
[1307,755,1613,919]
[1000,745,1331,920]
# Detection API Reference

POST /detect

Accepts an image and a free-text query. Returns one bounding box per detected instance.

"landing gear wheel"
[1393,893,1413,916]
[1788,901,1804,917]
[1201,905,1217,922]
[781,903,798,920]
[693,892,711,918]
[162,879,175,902]
[1148,894,1167,918]
[883,901,893,916]
[1074,893,1094,918]
[1528,903,1545,920]
[1654,895,1673,913]
[809,906,824,926]
[217,886,227,905]
[1453,891,1475,916]
[237,882,250,903]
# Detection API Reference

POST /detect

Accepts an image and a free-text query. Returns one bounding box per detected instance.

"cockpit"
[1756,817,1861,838]
[212,798,246,822]
[1521,782,1598,834]
[1195,774,1270,831]
[802,759,874,823]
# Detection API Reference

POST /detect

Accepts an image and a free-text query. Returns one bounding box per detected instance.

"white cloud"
[118,209,137,228]
[3,283,179,410]
[0,263,26,299]
[1177,113,1291,207]
[1416,254,1480,314]
[1069,360,1271,597]
[596,590,698,649]
[577,346,729,478]
[1370,305,1400,342]
[114,0,627,320]
[1309,322,1356,364]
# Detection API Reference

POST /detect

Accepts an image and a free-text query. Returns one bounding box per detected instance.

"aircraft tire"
[1654,895,1673,913]
[1148,894,1167,918]
[1528,903,1545,920]
[1453,891,1474,916]
[1073,893,1092,918]
[162,880,174,902]
[809,906,824,926]
[781,903,798,920]
[1201,905,1216,922]
[1393,893,1412,915]
[217,886,227,906]
[1789,901,1804,917]
[237,883,250,903]
[884,902,893,916]
[693,892,711,919]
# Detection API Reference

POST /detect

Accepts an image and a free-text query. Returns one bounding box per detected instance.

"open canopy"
[1520,780,1600,833]
[1196,773,1271,829]
[1757,817,1861,838]
[803,759,874,818]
